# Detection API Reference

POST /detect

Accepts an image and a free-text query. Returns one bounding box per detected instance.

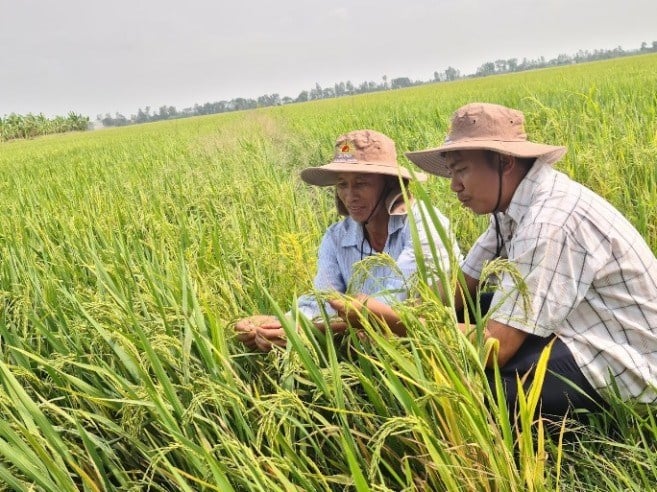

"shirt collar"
[504,157,554,225]
[340,207,408,248]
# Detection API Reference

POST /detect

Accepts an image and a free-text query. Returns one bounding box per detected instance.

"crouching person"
[406,102,657,419]
[235,129,461,351]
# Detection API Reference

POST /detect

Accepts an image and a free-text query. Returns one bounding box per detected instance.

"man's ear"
[500,154,516,175]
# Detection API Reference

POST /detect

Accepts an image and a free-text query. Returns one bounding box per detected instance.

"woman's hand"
[234,314,290,352]
[254,318,287,352]
[234,315,279,350]
[329,294,406,336]
[328,294,369,327]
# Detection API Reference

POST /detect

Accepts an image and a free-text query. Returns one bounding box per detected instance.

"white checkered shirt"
[462,160,657,403]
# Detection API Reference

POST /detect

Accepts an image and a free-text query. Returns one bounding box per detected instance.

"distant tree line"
[5,42,655,136]
[0,112,90,141]
[98,41,657,128]
[472,43,657,76]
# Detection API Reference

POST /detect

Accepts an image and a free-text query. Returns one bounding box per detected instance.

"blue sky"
[1,0,655,118]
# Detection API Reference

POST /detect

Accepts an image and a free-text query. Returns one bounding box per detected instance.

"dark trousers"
[459,293,606,419]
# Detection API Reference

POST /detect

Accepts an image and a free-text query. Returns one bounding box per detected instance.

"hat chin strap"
[363,184,389,226]
[360,184,390,260]
[493,157,504,257]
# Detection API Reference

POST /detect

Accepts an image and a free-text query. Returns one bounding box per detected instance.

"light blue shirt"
[295,202,460,320]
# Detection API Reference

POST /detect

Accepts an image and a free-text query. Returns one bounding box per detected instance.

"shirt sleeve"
[369,203,460,305]
[397,203,461,278]
[461,217,498,279]
[490,222,600,336]
[294,227,345,319]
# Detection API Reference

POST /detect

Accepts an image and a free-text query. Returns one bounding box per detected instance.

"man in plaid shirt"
[406,102,657,419]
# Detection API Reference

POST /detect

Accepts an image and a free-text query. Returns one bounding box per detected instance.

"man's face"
[445,150,501,215]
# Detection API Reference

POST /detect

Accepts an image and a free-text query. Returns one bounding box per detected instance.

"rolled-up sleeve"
[295,229,344,319]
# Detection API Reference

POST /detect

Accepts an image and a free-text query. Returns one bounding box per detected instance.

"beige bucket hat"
[405,103,567,177]
[301,129,426,186]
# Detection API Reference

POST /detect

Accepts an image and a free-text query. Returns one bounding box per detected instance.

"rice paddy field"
[0,53,656,491]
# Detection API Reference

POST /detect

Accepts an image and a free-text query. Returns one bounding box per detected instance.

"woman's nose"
[450,177,462,192]
[344,186,358,199]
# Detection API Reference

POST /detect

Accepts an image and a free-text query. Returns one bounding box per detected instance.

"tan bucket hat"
[405,103,567,177]
[301,129,426,186]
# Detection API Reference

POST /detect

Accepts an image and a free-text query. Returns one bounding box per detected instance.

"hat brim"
[300,161,427,186]
[405,140,567,177]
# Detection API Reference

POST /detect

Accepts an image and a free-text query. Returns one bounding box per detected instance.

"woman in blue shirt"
[235,129,460,351]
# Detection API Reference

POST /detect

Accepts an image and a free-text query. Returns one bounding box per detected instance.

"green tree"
[476,62,496,76]
[444,66,460,81]
[390,77,412,89]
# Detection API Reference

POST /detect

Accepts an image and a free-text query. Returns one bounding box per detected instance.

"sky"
[1,0,656,119]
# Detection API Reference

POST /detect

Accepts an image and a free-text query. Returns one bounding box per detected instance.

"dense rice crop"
[0,53,655,491]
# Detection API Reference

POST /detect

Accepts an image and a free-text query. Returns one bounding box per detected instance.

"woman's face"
[335,172,387,223]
